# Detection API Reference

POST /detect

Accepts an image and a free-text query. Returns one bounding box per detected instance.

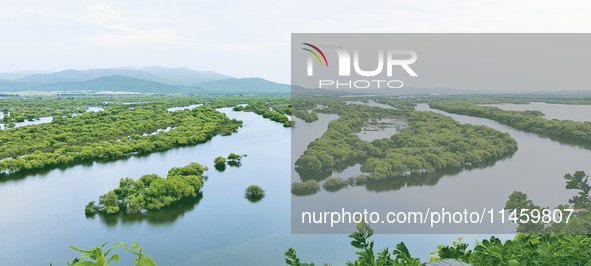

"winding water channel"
[2,102,591,265]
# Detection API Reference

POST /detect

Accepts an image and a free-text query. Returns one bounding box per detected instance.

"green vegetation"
[322,177,349,192]
[283,120,296,127]
[418,94,591,105]
[244,184,265,203]
[286,218,423,266]
[252,107,291,127]
[227,153,243,167]
[66,242,127,266]
[63,241,156,266]
[227,153,242,161]
[126,241,157,266]
[295,99,518,181]
[291,180,321,196]
[230,100,293,127]
[214,156,227,166]
[430,100,591,144]
[0,97,106,123]
[505,171,591,234]
[287,222,591,265]
[429,235,591,265]
[294,110,319,122]
[0,93,290,130]
[85,162,206,215]
[0,104,241,174]
[360,111,517,180]
[350,174,368,186]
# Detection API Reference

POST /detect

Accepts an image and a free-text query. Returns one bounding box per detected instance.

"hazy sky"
[1,0,590,84]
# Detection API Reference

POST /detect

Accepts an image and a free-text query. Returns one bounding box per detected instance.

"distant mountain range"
[292,86,591,96]
[2,67,589,96]
[0,70,53,80]
[0,67,289,95]
[196,78,290,93]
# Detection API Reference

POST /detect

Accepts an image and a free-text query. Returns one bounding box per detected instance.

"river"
[2,103,591,265]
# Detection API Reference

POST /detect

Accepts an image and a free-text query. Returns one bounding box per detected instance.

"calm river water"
[2,103,591,265]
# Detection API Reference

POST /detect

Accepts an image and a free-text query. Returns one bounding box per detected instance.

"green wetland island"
[1,91,591,265]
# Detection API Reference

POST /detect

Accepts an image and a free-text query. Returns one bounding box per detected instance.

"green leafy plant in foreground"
[64,241,156,266]
[286,216,424,266]
[285,248,331,266]
[125,241,157,266]
[66,242,127,266]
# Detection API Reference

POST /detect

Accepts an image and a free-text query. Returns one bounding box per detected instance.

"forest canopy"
[294,98,518,181]
[85,162,207,215]
[0,105,242,174]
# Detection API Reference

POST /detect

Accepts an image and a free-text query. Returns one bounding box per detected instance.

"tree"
[214,156,226,166]
[244,184,265,203]
[85,162,205,215]
[227,153,242,161]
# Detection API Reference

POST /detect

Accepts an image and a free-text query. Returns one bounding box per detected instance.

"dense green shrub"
[214,156,227,165]
[294,110,319,122]
[430,100,591,144]
[295,102,518,180]
[0,106,241,174]
[227,153,242,161]
[85,162,206,215]
[322,177,349,192]
[287,222,591,265]
[291,180,320,196]
[283,120,295,127]
[244,184,265,203]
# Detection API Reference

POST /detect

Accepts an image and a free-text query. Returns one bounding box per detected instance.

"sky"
[1,0,591,84]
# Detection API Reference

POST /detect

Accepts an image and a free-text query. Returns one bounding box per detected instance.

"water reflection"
[356,116,409,142]
[296,158,367,182]
[345,100,395,109]
[293,154,513,195]
[91,192,204,226]
[244,192,265,203]
[228,161,242,167]
[167,104,203,112]
[215,164,227,172]
[0,125,238,184]
[291,188,320,197]
[363,155,512,192]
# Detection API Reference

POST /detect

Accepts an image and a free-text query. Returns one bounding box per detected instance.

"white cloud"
[194,42,288,51]
[88,28,185,46]
[87,4,184,46]
[2,0,591,83]
[92,4,121,26]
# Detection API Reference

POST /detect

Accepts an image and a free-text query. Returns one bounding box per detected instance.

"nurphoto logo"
[302,43,418,89]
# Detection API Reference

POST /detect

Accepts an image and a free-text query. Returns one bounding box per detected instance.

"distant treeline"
[430,101,591,144]
[233,100,293,127]
[419,95,591,105]
[0,94,290,123]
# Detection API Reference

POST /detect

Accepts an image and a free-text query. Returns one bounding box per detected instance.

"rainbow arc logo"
[302,43,328,67]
